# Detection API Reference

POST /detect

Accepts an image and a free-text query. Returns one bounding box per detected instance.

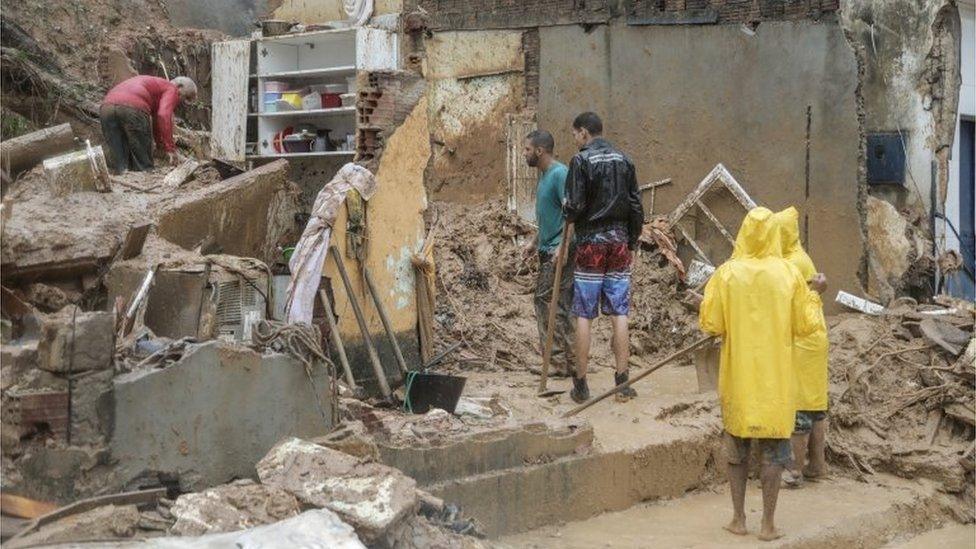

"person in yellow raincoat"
[774,207,829,487]
[699,207,825,542]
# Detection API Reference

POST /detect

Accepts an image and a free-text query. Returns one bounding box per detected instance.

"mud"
[430,199,700,378]
[825,309,974,520]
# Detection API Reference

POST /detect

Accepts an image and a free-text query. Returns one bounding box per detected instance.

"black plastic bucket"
[404,371,466,414]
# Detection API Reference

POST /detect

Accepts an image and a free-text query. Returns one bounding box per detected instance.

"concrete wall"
[110,342,333,492]
[167,0,270,36]
[840,0,962,217]
[273,0,402,23]
[538,20,863,302]
[320,95,429,392]
[424,30,526,203]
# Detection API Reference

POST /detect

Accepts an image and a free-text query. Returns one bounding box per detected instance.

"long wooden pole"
[538,222,574,395]
[328,245,391,399]
[363,266,410,375]
[562,335,716,417]
[318,290,358,391]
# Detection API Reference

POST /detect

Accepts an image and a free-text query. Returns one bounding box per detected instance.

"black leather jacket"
[564,138,644,248]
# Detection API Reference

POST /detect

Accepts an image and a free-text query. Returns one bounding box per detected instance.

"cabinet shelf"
[249,106,356,118]
[251,66,356,80]
[247,151,355,159]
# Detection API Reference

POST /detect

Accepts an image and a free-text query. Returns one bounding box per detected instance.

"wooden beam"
[0,123,75,177]
[696,200,735,246]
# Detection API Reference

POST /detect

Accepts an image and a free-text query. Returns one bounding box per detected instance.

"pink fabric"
[103,76,179,152]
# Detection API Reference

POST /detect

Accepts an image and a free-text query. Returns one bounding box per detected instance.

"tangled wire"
[251,320,339,426]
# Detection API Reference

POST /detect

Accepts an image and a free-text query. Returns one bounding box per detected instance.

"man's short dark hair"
[572,112,603,136]
[526,129,555,153]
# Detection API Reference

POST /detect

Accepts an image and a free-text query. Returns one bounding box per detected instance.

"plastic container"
[404,372,466,414]
[301,93,323,110]
[340,93,356,107]
[281,92,303,109]
[264,81,288,92]
[322,93,341,108]
[263,100,278,113]
[323,83,347,94]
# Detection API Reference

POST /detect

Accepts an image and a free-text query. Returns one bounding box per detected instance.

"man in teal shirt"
[522,129,575,377]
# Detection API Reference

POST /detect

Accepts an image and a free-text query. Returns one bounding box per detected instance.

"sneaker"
[615,371,637,400]
[570,376,590,403]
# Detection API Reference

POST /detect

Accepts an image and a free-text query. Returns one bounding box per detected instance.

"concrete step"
[502,475,961,548]
[425,425,723,537]
[376,418,594,487]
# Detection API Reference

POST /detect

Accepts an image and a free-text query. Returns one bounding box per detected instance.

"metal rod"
[318,289,358,391]
[363,266,409,375]
[563,336,716,417]
[538,222,574,395]
[328,245,391,398]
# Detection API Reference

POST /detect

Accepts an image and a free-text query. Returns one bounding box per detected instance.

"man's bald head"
[171,76,197,103]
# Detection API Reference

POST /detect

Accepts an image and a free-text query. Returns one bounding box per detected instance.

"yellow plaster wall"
[273,0,402,23]
[324,94,430,343]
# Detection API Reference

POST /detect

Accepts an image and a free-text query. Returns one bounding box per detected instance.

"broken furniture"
[667,163,756,267]
[640,177,672,217]
[42,142,111,196]
[106,255,270,342]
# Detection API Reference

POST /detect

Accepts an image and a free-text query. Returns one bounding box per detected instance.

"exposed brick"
[3,389,70,440]
[523,29,540,111]
[414,0,613,31]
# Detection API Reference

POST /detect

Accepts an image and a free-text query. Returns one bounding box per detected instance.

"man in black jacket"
[564,112,644,403]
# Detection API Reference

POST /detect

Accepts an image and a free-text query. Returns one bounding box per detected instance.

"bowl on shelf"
[283,134,313,153]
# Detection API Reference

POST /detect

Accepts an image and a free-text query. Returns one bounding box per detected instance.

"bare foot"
[782,469,803,489]
[723,520,748,536]
[758,528,784,541]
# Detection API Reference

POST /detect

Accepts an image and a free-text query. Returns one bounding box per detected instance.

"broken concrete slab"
[0,123,75,178]
[156,159,301,264]
[1,340,38,391]
[256,437,419,544]
[5,503,139,548]
[68,369,114,446]
[36,307,115,374]
[110,342,333,493]
[1,191,153,282]
[866,195,932,303]
[169,479,301,536]
[134,509,366,548]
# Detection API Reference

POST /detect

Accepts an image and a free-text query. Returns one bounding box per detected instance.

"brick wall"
[408,0,839,30]
[628,0,839,24]
[357,72,426,166]
[409,0,613,30]
[523,29,540,111]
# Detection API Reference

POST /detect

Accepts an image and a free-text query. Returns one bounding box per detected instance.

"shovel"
[538,221,574,397]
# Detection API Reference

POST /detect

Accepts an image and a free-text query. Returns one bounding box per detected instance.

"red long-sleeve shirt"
[103,76,179,152]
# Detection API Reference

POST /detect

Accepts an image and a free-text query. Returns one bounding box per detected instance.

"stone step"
[502,474,961,548]
[377,418,594,487]
[425,426,723,537]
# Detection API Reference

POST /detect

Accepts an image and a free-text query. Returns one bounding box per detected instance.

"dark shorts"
[571,240,631,319]
[724,432,791,466]
[793,410,827,434]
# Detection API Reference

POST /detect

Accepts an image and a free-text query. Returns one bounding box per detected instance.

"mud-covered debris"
[8,504,140,547]
[256,438,419,544]
[169,479,301,536]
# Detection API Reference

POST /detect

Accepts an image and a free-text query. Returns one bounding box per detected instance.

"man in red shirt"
[100,75,197,172]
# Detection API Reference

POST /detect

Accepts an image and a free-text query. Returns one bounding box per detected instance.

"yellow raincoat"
[699,207,823,439]
[774,207,829,412]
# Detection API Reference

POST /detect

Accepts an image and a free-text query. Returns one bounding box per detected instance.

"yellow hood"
[773,207,817,281]
[731,207,781,260]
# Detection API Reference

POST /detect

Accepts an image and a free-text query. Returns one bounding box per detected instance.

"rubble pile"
[6,439,488,549]
[826,301,975,520]
[431,199,700,373]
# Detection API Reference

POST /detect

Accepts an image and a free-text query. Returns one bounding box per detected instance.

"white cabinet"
[210,27,398,162]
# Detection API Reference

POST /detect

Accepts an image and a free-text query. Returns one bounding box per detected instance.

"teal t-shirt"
[535,161,568,253]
